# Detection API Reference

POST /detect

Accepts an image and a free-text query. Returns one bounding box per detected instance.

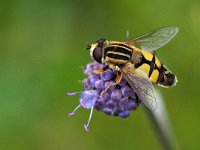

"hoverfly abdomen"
[134,50,177,87]
[157,65,177,87]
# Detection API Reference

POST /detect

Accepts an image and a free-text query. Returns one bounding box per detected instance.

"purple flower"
[67,62,140,132]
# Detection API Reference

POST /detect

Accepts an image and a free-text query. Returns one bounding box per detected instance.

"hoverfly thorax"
[88,38,109,63]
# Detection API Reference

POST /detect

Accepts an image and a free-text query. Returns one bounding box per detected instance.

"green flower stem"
[144,90,178,150]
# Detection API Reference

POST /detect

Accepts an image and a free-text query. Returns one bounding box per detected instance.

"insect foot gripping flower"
[67,62,140,132]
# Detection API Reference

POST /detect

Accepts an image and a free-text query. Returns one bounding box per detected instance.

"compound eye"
[93,47,102,63]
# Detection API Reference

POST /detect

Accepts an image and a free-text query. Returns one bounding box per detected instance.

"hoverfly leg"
[84,106,94,132]
[101,72,122,96]
[93,65,109,74]
[115,72,123,83]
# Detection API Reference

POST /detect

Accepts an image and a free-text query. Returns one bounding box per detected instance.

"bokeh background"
[1,0,200,149]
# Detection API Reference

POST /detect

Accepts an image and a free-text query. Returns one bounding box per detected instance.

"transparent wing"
[125,27,179,52]
[120,63,157,111]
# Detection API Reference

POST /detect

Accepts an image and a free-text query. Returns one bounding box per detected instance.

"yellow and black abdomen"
[135,50,177,87]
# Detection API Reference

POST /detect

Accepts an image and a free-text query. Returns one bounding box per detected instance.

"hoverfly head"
[89,38,107,63]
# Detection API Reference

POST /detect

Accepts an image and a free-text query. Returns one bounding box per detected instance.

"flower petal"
[119,110,130,118]
[100,69,114,81]
[80,90,99,109]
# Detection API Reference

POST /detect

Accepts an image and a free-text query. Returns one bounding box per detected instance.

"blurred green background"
[1,0,200,149]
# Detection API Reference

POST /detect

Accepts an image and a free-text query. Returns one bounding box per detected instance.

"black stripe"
[106,53,129,60]
[115,47,132,56]
[105,46,132,56]
[148,55,155,77]
[156,64,165,83]
[135,54,147,68]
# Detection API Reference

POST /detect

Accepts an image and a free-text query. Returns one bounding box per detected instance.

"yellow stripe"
[106,51,130,58]
[105,57,127,64]
[137,63,150,76]
[150,69,159,84]
[155,57,161,68]
[141,51,153,61]
[109,44,133,52]
[137,63,160,84]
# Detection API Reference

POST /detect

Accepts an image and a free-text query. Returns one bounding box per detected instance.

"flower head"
[67,62,140,132]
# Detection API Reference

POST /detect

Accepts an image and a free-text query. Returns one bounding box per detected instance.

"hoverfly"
[87,27,178,111]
